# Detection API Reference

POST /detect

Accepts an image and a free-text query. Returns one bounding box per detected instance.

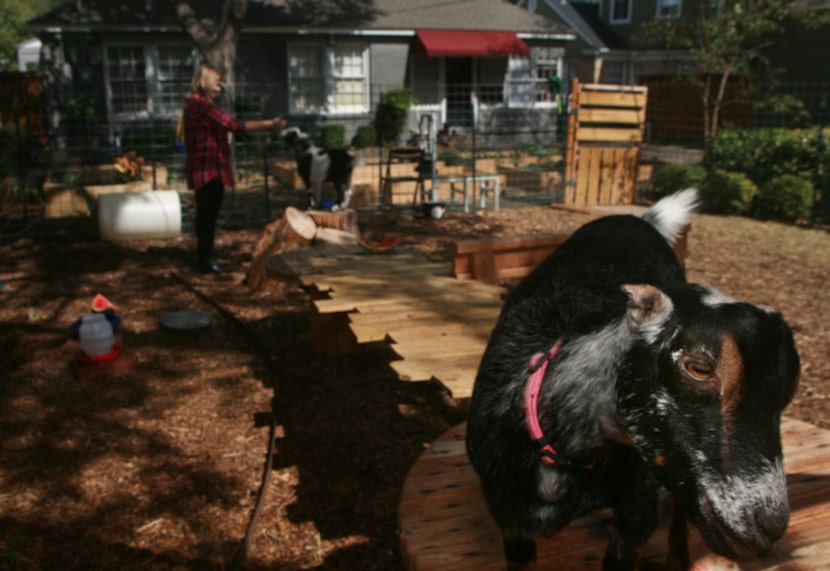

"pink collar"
[524,338,565,466]
[524,338,603,469]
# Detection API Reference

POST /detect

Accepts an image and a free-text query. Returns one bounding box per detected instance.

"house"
[27,0,579,147]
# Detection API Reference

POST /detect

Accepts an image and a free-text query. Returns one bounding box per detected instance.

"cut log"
[246,206,317,290]
[315,227,359,246]
[308,209,360,238]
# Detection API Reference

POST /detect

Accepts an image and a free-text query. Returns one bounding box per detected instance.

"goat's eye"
[684,359,714,381]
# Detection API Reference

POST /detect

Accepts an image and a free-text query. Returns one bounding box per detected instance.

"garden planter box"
[498,166,562,193]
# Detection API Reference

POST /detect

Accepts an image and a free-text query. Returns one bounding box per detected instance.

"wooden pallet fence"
[565,79,648,206]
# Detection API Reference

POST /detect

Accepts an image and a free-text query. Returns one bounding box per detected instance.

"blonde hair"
[191,65,221,98]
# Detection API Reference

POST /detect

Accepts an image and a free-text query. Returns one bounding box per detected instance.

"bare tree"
[174,0,247,106]
[641,0,827,143]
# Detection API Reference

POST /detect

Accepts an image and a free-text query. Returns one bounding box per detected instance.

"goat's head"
[281,126,309,147]
[617,284,800,561]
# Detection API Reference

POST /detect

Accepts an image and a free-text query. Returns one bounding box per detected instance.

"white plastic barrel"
[79,313,115,357]
[98,190,181,241]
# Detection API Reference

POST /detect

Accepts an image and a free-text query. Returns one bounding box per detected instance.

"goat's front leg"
[502,528,538,571]
[667,499,690,571]
[604,488,659,571]
[309,179,323,209]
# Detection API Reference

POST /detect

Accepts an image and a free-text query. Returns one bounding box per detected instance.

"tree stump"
[246,208,361,291]
[308,209,359,238]
[314,227,359,245]
[246,206,317,290]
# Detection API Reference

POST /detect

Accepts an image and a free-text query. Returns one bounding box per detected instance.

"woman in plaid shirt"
[184,64,286,273]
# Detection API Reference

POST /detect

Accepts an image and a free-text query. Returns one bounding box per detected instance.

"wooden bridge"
[267,243,830,571]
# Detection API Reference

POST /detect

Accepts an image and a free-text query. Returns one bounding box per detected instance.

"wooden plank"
[348,303,501,326]
[573,147,591,205]
[578,107,645,125]
[599,148,615,204]
[352,315,495,345]
[580,89,647,108]
[312,282,502,313]
[453,234,570,255]
[587,147,603,205]
[577,127,643,143]
[391,353,482,383]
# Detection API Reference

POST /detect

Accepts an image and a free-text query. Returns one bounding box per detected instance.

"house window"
[657,0,681,18]
[105,44,197,118]
[333,46,367,111]
[610,0,632,23]
[533,47,561,103]
[601,60,625,84]
[288,43,369,114]
[157,46,198,112]
[505,47,563,106]
[107,46,147,114]
[289,46,325,112]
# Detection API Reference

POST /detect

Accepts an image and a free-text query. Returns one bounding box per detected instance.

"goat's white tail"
[642,188,699,244]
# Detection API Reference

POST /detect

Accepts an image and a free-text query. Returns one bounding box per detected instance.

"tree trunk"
[175,0,247,107]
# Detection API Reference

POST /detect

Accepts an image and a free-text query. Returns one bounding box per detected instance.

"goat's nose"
[754,506,789,542]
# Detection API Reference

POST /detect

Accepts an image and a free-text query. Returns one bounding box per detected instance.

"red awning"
[413,29,530,58]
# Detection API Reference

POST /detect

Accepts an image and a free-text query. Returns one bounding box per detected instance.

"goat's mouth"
[693,495,782,562]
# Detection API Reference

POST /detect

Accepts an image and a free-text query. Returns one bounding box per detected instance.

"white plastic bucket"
[79,313,115,357]
[98,190,181,241]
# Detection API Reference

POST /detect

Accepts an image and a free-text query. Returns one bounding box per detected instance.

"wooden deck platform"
[399,417,830,570]
[266,245,830,570]
[266,244,504,398]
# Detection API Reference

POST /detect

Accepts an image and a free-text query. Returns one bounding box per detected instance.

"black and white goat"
[281,127,354,210]
[466,188,800,570]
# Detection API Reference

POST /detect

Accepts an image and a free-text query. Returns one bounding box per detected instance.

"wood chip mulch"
[0,198,827,570]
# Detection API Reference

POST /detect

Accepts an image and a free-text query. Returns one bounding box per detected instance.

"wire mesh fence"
[1,75,827,240]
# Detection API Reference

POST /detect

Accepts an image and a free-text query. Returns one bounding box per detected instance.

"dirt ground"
[0,189,828,570]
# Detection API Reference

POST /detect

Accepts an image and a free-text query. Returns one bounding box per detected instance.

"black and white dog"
[281,127,354,211]
[466,189,800,570]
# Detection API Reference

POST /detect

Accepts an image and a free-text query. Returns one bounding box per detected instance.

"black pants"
[195,178,224,264]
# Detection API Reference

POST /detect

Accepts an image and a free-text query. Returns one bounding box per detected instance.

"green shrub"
[649,163,706,199]
[755,174,814,222]
[704,128,822,188]
[321,124,346,149]
[352,124,376,148]
[701,169,758,215]
[375,88,416,146]
[437,150,473,167]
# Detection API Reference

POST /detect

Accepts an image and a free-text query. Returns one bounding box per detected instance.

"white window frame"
[103,42,198,121]
[504,48,563,108]
[610,0,632,24]
[288,42,370,116]
[657,0,682,19]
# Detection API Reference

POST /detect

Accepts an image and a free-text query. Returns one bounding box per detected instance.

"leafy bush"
[436,150,473,167]
[649,163,706,199]
[755,174,814,222]
[321,123,346,149]
[352,124,376,148]
[704,128,821,188]
[375,88,416,146]
[700,169,758,215]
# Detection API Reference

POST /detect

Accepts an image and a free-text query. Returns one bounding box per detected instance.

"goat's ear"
[621,284,674,334]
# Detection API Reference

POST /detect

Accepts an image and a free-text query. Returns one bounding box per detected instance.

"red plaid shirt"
[183,93,245,190]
